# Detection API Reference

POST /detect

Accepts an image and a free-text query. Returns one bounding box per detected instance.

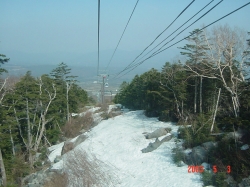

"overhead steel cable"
[97,0,100,76]
[106,0,139,70]
[121,0,196,72]
[114,1,250,79]
[113,0,223,78]
[133,0,216,65]
[112,0,214,79]
[150,0,223,56]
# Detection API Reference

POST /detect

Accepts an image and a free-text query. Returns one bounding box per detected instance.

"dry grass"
[94,103,109,113]
[65,149,119,187]
[44,172,68,187]
[62,112,94,138]
[45,149,119,187]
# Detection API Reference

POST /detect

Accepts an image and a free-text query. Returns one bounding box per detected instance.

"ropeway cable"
[106,0,140,70]
[114,2,250,79]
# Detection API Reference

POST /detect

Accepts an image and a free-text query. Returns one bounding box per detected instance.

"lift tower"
[97,70,108,104]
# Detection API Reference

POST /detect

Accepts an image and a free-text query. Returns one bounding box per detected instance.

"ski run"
[48,109,203,187]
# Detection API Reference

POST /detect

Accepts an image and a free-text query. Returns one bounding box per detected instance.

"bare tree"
[184,25,249,118]
[160,62,186,120]
[179,29,209,114]
[13,76,56,167]
[0,148,7,187]
[66,80,76,122]
[0,77,8,105]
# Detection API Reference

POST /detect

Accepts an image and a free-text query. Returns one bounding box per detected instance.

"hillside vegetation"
[0,61,89,186]
[114,25,250,185]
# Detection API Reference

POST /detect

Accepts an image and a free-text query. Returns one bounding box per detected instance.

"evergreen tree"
[160,62,187,120]
[0,54,9,75]
[179,29,209,114]
[50,62,78,121]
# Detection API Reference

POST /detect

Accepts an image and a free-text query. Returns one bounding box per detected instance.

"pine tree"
[50,62,77,121]
[0,54,9,75]
[179,29,209,114]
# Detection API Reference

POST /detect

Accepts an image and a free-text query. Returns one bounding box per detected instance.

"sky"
[1,0,250,80]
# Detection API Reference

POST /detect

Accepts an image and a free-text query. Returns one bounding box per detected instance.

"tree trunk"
[26,99,33,168]
[211,88,221,132]
[0,148,7,187]
[200,76,202,113]
[181,100,184,117]
[9,124,15,156]
[232,95,239,118]
[194,77,197,113]
[66,83,71,122]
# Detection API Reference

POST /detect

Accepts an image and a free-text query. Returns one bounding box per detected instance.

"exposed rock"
[202,142,217,151]
[176,161,185,167]
[144,128,169,139]
[54,155,62,163]
[22,169,55,187]
[73,134,87,148]
[142,138,161,153]
[201,162,210,171]
[184,141,217,165]
[141,134,172,153]
[61,141,74,155]
[190,146,207,165]
[160,134,172,143]
[238,176,250,187]
[60,134,88,156]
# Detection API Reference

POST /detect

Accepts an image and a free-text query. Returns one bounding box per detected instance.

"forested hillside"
[114,25,250,184]
[0,60,89,186]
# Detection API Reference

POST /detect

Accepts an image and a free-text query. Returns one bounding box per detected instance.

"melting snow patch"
[48,110,203,187]
[240,144,249,150]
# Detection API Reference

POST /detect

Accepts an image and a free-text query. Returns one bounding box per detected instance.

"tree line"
[0,60,89,186]
[115,25,250,125]
[114,25,250,181]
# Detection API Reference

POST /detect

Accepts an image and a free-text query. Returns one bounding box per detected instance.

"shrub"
[209,138,250,182]
[60,149,119,187]
[201,171,213,186]
[6,154,30,186]
[178,114,215,148]
[201,171,227,187]
[100,112,111,120]
[44,172,68,187]
[172,146,185,167]
[62,111,93,138]
[214,172,227,187]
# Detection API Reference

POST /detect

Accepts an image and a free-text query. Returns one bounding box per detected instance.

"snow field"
[49,110,203,187]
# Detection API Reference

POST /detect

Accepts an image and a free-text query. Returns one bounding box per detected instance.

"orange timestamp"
[188,165,204,173]
[188,165,231,173]
[212,165,231,173]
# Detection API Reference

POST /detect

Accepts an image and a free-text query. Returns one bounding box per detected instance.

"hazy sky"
[1,0,250,77]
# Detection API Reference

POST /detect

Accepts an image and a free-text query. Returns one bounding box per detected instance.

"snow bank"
[71,106,101,117]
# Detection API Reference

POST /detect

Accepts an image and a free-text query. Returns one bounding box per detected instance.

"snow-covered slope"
[49,110,203,187]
